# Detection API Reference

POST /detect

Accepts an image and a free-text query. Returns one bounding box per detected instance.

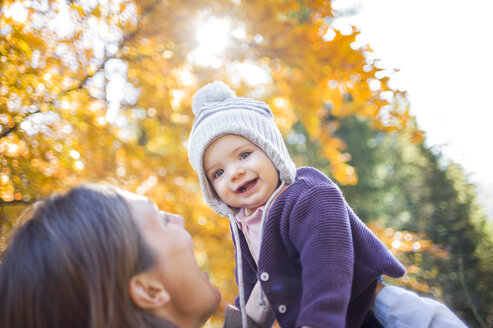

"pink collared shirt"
[235,206,265,264]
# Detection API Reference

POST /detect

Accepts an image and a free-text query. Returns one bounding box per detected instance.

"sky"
[334,0,493,218]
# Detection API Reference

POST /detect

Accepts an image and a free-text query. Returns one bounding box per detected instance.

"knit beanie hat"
[188,81,297,217]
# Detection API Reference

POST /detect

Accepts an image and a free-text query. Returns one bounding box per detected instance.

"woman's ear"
[129,273,170,310]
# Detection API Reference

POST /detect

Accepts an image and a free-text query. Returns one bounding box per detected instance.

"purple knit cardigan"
[232,167,405,328]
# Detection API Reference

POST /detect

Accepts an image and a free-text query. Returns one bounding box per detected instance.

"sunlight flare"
[189,16,231,67]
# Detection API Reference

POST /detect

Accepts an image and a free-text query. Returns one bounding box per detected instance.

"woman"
[0,184,223,328]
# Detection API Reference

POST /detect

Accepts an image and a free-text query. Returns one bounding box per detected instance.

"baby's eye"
[213,169,224,179]
[240,152,251,160]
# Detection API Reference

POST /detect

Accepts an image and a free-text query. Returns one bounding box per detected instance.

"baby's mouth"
[237,178,258,193]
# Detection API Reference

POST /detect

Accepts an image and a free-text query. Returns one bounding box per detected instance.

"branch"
[0,199,33,206]
[458,255,487,328]
[0,0,162,140]
[1,125,17,139]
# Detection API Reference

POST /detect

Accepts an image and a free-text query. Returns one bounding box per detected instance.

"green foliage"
[331,116,493,328]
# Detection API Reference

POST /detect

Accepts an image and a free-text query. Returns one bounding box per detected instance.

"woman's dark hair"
[0,184,177,328]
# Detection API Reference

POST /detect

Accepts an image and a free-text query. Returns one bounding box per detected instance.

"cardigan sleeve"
[288,185,354,328]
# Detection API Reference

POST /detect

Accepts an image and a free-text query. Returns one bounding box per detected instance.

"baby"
[187,81,468,328]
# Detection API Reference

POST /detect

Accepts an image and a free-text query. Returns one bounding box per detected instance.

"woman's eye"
[160,212,170,226]
[240,152,251,160]
[213,169,224,179]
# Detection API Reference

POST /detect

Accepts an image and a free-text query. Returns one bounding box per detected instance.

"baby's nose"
[229,166,245,181]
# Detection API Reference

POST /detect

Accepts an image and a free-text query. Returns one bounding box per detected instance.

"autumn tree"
[2,0,427,325]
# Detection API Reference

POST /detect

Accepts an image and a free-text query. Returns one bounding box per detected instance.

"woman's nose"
[166,213,185,227]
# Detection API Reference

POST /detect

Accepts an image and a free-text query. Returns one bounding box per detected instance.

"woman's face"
[122,191,221,325]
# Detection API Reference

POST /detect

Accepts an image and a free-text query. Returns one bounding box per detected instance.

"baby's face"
[203,135,279,216]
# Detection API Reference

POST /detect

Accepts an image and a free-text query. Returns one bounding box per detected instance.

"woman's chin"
[201,287,222,325]
[202,271,222,308]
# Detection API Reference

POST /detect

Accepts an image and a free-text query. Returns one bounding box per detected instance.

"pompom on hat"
[188,81,297,217]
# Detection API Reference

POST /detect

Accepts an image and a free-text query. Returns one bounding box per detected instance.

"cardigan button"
[260,272,269,281]
[278,304,287,313]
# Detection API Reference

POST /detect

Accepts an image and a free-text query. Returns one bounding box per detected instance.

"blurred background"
[335,0,493,222]
[1,0,491,327]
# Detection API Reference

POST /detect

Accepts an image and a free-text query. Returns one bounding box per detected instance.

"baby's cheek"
[214,184,226,197]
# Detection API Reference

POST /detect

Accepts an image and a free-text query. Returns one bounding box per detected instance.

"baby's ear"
[129,273,170,310]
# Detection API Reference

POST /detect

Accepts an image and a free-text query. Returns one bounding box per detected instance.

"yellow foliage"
[1,1,425,324]
[368,220,447,295]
